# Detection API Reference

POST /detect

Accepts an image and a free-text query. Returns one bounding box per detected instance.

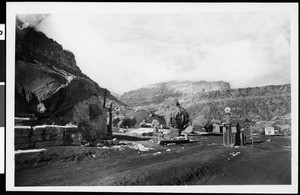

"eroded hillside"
[120,81,230,107]
[121,81,291,134]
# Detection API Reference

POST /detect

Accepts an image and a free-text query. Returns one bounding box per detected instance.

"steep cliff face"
[16,24,82,76]
[15,21,125,139]
[120,80,230,107]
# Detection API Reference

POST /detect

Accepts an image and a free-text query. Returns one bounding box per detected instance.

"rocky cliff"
[120,80,230,107]
[15,19,126,140]
[120,79,291,134]
[154,84,291,134]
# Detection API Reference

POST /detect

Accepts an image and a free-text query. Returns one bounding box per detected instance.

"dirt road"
[15,133,291,186]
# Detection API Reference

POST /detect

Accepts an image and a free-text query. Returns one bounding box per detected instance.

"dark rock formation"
[16,25,82,76]
[15,20,126,140]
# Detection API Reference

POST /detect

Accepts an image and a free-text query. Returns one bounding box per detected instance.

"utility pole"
[103,89,113,137]
[223,107,232,147]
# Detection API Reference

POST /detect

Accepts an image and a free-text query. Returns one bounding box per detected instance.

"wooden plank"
[15,117,31,121]
[15,126,31,129]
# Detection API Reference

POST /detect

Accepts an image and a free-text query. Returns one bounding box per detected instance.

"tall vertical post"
[107,102,113,136]
[235,123,241,146]
[222,125,226,145]
[103,89,107,108]
[103,89,113,137]
[223,107,232,147]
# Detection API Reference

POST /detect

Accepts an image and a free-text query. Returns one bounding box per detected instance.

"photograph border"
[6,2,299,193]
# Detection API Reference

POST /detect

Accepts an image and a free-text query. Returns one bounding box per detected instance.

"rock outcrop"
[15,19,126,141]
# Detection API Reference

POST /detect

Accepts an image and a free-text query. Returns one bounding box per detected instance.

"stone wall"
[14,125,81,150]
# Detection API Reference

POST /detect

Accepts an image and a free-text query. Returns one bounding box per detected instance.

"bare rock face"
[15,21,124,140]
[155,84,291,134]
[16,24,81,76]
[120,80,231,107]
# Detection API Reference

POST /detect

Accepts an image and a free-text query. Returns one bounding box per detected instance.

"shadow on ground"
[113,134,151,141]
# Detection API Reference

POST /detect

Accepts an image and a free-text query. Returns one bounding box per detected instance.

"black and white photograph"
[5,2,298,193]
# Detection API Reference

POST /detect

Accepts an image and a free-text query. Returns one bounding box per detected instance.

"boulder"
[181,125,194,135]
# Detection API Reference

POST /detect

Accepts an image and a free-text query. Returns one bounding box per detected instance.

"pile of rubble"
[89,139,155,152]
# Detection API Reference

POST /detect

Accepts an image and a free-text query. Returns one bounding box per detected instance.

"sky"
[17,12,291,95]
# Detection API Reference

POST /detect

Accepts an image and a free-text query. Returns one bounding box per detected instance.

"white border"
[6,2,298,193]
[290,3,299,194]
[0,84,4,174]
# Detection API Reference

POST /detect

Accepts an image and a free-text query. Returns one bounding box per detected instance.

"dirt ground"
[15,128,291,186]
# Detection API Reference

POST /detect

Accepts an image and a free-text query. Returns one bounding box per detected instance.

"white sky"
[18,12,291,95]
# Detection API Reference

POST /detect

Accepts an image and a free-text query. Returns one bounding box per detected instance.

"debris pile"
[93,140,155,152]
